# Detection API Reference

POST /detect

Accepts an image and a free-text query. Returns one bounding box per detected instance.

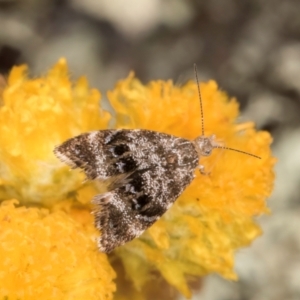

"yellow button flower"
[0,58,110,206]
[108,73,275,298]
[0,59,275,299]
[0,199,115,300]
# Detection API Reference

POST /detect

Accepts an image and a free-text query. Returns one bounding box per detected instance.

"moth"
[54,65,260,253]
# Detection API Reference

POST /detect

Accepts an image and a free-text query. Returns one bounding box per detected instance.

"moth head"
[193,135,217,157]
[193,134,261,160]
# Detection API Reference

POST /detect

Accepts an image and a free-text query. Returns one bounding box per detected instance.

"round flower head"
[0,58,110,206]
[108,72,275,298]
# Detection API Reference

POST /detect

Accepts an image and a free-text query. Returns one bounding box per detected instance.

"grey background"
[1,0,299,299]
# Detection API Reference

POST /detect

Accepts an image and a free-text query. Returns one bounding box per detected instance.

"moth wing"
[54,129,199,252]
[54,130,115,180]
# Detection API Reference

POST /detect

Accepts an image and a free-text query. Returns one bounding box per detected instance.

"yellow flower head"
[0,199,115,300]
[0,58,110,205]
[108,73,275,297]
[0,60,275,299]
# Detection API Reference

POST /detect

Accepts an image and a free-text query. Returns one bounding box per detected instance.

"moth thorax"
[193,135,217,157]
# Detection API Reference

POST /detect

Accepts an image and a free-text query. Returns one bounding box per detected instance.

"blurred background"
[0,0,299,299]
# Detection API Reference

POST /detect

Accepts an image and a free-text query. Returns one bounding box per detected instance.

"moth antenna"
[194,64,205,136]
[193,64,260,160]
[214,145,261,159]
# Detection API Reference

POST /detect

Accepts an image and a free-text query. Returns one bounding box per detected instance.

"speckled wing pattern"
[54,129,199,253]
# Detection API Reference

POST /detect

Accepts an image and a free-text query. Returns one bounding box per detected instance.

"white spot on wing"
[88,131,98,144]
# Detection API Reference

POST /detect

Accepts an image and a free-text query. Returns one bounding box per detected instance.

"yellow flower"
[108,74,275,298]
[0,199,115,300]
[0,59,110,206]
[0,59,115,299]
[0,59,275,299]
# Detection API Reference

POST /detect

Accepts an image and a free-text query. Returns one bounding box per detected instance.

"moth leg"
[198,165,210,176]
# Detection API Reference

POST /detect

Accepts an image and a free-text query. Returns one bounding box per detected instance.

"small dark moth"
[54,65,260,253]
